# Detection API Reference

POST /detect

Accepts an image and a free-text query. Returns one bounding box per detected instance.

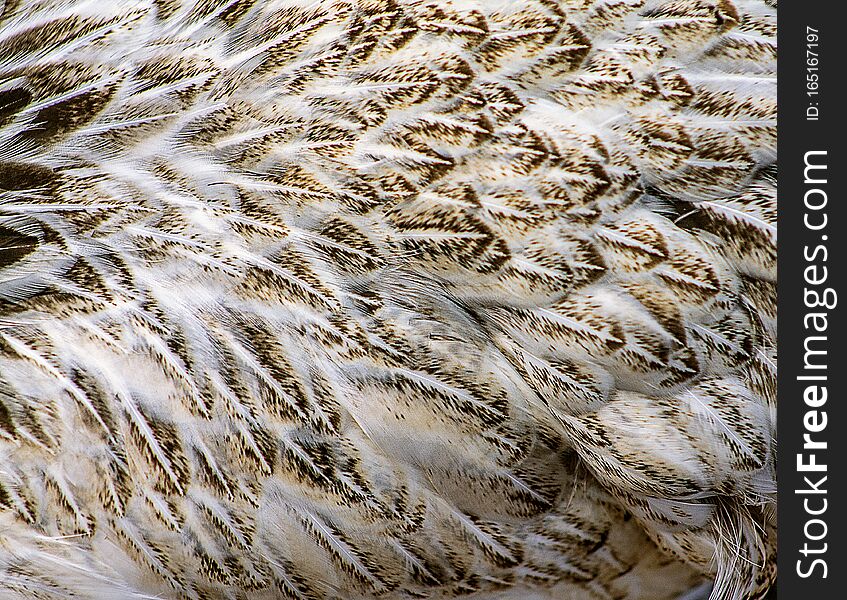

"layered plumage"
[0,1,776,599]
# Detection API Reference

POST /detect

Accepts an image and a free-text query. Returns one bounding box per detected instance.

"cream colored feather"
[0,1,775,598]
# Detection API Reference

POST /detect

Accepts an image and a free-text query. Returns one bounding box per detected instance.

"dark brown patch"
[219,0,259,27]
[0,162,57,192]
[20,85,116,145]
[153,0,181,20]
[0,226,37,269]
[0,17,110,63]
[0,87,31,127]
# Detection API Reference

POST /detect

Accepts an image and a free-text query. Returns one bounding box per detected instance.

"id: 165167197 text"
[806,27,820,121]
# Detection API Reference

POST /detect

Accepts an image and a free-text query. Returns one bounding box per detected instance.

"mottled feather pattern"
[0,1,775,599]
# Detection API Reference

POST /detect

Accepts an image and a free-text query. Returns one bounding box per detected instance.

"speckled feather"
[0,1,775,599]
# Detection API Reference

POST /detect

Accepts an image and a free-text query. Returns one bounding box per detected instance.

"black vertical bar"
[778,2,844,598]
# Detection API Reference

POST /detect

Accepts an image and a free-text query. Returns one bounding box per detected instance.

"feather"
[0,1,775,599]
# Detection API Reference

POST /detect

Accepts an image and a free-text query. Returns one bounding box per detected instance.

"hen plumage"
[0,1,776,599]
